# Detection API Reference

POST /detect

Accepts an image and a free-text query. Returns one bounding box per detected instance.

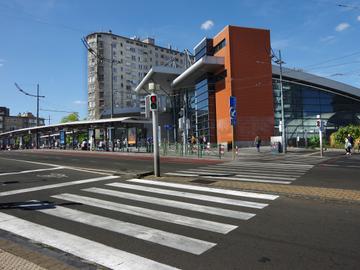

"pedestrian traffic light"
[316,120,321,128]
[150,94,158,111]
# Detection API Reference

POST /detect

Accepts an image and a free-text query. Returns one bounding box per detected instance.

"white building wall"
[86,32,186,120]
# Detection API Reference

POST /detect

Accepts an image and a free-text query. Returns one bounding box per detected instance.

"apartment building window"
[113,76,117,82]
[155,53,158,57]
[111,43,117,48]
[98,74,104,81]
[131,55,136,61]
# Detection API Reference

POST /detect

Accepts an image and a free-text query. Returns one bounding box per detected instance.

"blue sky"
[0,0,359,124]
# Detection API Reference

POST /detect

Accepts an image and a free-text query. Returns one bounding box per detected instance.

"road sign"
[229,96,237,126]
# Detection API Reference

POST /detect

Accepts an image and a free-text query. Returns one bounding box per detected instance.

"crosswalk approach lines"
[0,179,278,269]
[165,161,313,184]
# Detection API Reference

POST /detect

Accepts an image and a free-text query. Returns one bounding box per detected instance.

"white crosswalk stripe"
[83,187,256,220]
[165,160,315,184]
[39,206,216,255]
[0,179,279,269]
[0,212,179,270]
[106,182,269,209]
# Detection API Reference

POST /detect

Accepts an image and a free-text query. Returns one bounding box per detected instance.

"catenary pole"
[278,50,286,153]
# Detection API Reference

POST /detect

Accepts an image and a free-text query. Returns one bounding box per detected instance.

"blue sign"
[164,124,173,130]
[230,96,236,107]
[60,131,66,145]
[230,96,237,126]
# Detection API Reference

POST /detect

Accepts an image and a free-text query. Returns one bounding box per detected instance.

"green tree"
[60,112,79,123]
[333,125,360,146]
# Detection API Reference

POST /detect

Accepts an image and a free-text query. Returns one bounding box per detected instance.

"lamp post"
[15,83,45,149]
[273,50,286,153]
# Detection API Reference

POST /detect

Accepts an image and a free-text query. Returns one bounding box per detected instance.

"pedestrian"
[345,137,351,155]
[254,135,261,152]
[347,134,354,155]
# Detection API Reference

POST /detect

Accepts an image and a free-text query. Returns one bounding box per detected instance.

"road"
[0,150,359,270]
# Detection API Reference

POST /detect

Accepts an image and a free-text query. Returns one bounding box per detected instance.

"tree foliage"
[330,125,360,148]
[60,112,79,123]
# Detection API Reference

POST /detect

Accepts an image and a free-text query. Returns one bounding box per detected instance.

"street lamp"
[272,50,286,153]
[15,83,45,149]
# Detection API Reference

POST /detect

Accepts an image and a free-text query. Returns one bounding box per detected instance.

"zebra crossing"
[0,178,278,270]
[236,152,328,165]
[165,158,319,184]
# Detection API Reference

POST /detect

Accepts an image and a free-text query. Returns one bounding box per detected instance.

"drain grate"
[190,179,217,185]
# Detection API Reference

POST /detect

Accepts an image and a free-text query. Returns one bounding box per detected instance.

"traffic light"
[150,94,158,111]
[316,120,321,128]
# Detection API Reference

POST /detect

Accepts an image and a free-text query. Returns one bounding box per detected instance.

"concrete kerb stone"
[144,175,360,204]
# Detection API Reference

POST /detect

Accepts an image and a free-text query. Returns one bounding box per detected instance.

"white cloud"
[0,59,5,68]
[335,22,350,32]
[201,20,214,31]
[320,35,335,43]
[73,100,86,105]
[357,16,360,21]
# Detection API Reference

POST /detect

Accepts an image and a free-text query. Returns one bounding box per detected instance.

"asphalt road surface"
[0,150,359,270]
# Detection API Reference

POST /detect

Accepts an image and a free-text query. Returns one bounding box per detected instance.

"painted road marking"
[185,167,304,177]
[163,173,292,184]
[175,170,297,180]
[0,167,64,176]
[203,176,292,184]
[128,179,279,200]
[107,182,268,209]
[40,206,216,255]
[0,175,119,197]
[0,157,112,175]
[0,212,179,270]
[52,193,237,234]
[215,162,313,169]
[84,187,256,220]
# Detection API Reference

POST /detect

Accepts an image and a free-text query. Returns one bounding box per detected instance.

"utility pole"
[278,50,286,153]
[15,83,45,149]
[272,50,286,153]
[110,43,114,119]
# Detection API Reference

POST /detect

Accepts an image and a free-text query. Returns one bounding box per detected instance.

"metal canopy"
[0,117,151,137]
[135,66,185,94]
[171,56,225,89]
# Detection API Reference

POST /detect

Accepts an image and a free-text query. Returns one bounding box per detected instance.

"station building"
[136,25,360,147]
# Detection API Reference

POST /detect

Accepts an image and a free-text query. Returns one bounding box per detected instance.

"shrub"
[333,125,360,146]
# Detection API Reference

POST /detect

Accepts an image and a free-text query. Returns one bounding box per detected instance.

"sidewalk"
[0,239,76,270]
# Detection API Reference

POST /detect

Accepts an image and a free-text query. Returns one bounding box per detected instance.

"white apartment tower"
[86,32,187,120]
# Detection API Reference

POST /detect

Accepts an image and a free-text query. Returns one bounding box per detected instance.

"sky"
[0,0,359,124]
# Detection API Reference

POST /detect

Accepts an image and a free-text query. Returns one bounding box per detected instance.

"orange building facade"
[205,26,274,145]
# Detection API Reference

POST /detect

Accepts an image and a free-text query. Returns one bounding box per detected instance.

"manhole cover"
[190,179,217,185]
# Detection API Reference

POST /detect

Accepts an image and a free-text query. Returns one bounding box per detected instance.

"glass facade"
[273,79,360,145]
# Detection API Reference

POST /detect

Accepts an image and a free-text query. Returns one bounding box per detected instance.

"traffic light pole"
[152,102,160,177]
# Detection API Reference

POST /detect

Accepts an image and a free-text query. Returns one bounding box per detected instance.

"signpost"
[230,96,237,160]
